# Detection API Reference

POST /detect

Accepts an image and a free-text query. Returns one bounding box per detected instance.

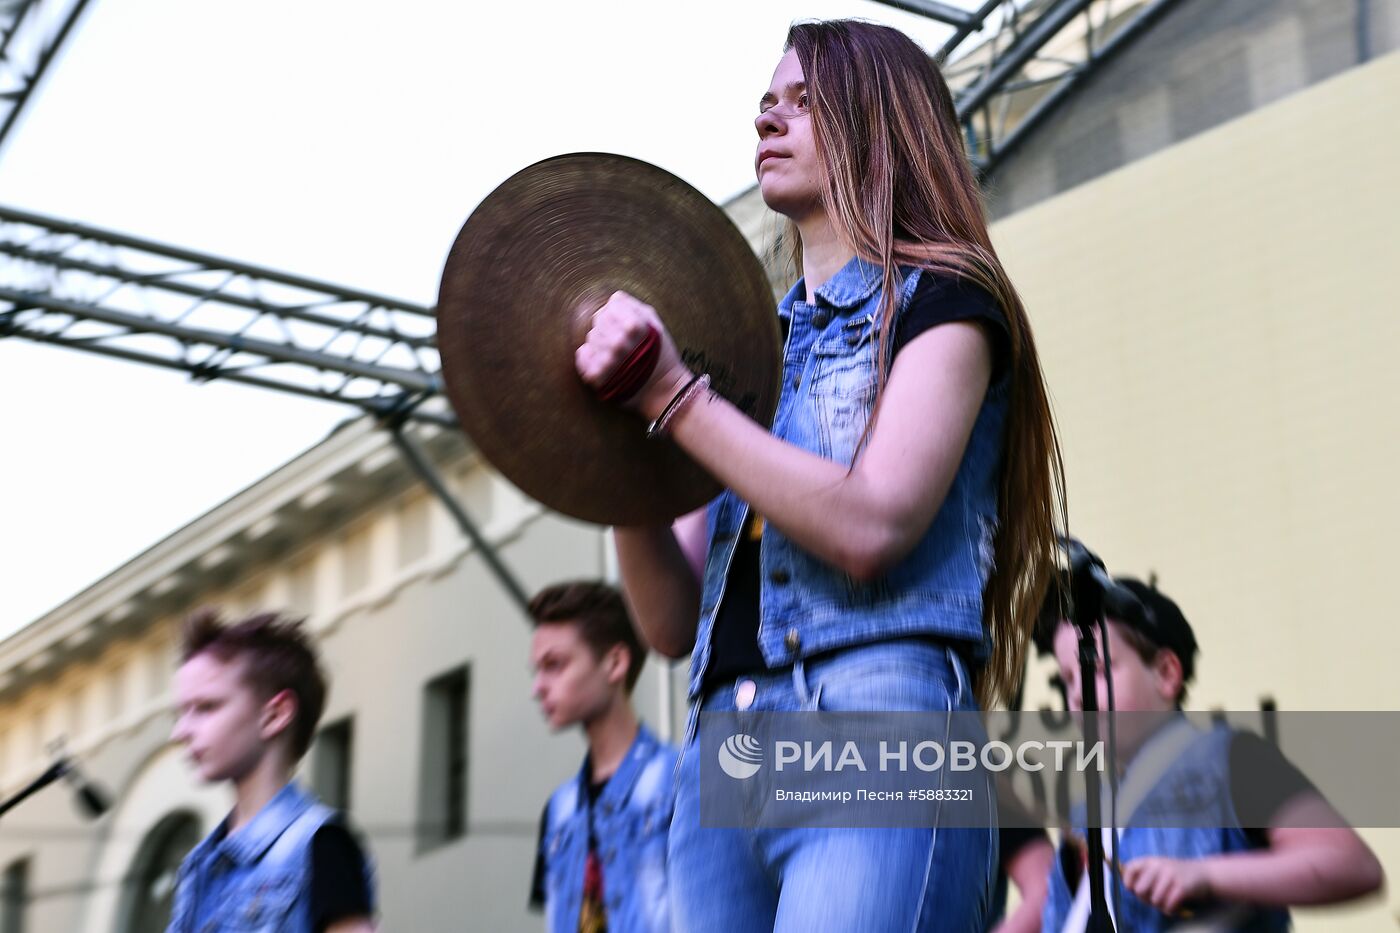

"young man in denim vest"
[168,609,375,933]
[527,581,677,933]
[1042,578,1382,931]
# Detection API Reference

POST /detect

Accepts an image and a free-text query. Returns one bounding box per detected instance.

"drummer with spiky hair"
[168,609,376,933]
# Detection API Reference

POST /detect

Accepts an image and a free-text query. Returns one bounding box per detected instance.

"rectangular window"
[311,718,354,812]
[2,859,28,933]
[417,665,469,851]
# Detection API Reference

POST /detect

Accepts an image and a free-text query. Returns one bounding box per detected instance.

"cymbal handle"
[595,324,661,403]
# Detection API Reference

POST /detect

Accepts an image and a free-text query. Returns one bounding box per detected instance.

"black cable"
[1097,614,1123,925]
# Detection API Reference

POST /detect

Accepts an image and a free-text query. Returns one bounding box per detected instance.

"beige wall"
[0,433,687,932]
[998,50,1400,931]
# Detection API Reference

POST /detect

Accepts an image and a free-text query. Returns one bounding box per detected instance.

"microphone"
[1060,535,1113,594]
[0,749,110,821]
[1057,536,1144,622]
[57,757,111,819]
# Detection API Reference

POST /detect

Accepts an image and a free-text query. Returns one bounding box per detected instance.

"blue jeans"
[669,638,998,933]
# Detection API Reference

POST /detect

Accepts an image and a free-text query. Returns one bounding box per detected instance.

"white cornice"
[0,416,469,689]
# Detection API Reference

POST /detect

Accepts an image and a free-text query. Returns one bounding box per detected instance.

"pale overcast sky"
[0,0,975,635]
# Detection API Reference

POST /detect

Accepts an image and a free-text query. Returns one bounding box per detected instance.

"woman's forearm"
[579,295,991,581]
[614,525,702,658]
[657,389,905,580]
[633,326,989,580]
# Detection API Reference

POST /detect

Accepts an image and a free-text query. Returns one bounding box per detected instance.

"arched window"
[1,859,28,933]
[120,811,201,933]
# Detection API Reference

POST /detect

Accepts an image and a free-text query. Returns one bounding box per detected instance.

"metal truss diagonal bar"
[0,0,94,155]
[869,0,977,27]
[937,0,1005,61]
[389,425,531,615]
[956,0,1096,116]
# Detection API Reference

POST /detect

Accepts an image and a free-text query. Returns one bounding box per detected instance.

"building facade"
[0,417,689,932]
[1,2,1398,930]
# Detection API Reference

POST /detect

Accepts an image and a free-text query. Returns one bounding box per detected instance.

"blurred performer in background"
[576,19,1065,932]
[1043,578,1384,931]
[527,582,677,933]
[168,609,375,933]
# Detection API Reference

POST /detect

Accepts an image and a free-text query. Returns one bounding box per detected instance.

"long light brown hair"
[786,20,1066,708]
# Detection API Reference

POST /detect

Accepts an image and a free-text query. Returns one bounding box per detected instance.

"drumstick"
[594,324,661,403]
[1066,832,1197,920]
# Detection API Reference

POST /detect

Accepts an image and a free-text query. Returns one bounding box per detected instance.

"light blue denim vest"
[539,724,678,933]
[168,782,374,933]
[1043,721,1290,932]
[688,256,1008,699]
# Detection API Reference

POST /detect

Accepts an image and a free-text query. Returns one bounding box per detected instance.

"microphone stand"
[1068,549,1117,933]
[0,758,71,820]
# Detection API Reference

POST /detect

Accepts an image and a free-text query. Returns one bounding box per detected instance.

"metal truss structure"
[874,0,1183,177]
[0,0,92,154]
[0,0,1180,608]
[0,0,1179,426]
[0,203,448,424]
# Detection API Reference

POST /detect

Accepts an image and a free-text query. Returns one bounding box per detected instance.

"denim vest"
[539,724,678,933]
[1043,720,1290,932]
[168,782,374,933]
[688,256,1009,699]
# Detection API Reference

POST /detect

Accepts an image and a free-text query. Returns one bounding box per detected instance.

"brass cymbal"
[436,153,781,525]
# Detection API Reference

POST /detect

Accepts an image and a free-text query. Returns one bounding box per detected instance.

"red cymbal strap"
[595,324,660,403]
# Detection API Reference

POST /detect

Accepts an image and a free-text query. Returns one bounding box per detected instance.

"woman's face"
[755,49,823,221]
